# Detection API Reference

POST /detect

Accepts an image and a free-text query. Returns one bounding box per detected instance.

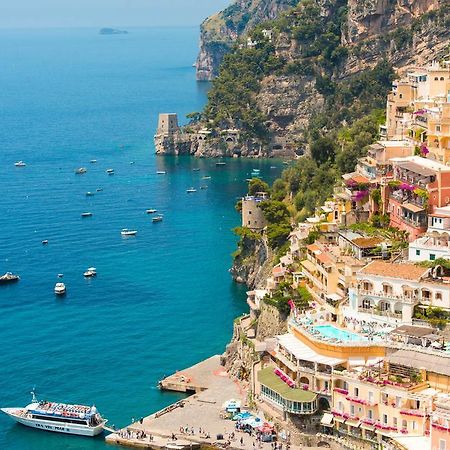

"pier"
[105,355,249,449]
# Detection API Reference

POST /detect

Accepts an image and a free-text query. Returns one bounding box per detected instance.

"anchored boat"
[1,392,106,437]
[121,228,137,236]
[0,272,20,284]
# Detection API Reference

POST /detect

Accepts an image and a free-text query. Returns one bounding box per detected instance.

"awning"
[320,413,334,427]
[301,260,317,274]
[346,419,361,428]
[360,423,376,432]
[334,416,346,423]
[277,334,346,367]
[348,357,366,366]
[366,357,383,366]
[402,202,425,213]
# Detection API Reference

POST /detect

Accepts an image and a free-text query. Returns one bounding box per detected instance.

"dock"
[105,355,249,449]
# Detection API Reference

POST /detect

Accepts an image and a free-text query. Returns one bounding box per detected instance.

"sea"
[0,27,282,450]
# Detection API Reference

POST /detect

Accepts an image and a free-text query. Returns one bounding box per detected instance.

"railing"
[357,289,418,304]
[358,308,402,319]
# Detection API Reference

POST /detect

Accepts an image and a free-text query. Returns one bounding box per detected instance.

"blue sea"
[0,28,281,449]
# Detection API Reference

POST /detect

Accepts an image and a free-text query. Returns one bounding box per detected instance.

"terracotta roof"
[350,175,370,184]
[351,237,384,249]
[402,202,425,213]
[272,266,286,276]
[359,260,429,281]
[316,251,333,266]
[306,244,320,253]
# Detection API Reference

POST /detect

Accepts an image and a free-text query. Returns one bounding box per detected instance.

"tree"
[248,178,270,196]
[310,136,337,165]
[260,200,290,224]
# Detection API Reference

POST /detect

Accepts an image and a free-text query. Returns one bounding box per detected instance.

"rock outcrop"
[196,0,298,80]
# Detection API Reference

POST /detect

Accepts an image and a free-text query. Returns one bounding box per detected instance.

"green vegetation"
[417,258,450,271]
[260,200,291,249]
[414,306,450,330]
[248,177,270,196]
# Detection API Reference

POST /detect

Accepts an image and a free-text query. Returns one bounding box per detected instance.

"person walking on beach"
[240,437,244,446]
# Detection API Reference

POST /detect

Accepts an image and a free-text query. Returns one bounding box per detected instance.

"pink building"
[432,397,450,450]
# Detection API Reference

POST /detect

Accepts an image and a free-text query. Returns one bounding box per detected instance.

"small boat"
[186,187,197,193]
[81,212,93,218]
[106,169,114,175]
[216,162,226,166]
[75,168,87,174]
[156,170,166,175]
[90,160,97,164]
[192,168,200,171]
[0,272,20,284]
[54,282,66,295]
[201,176,211,180]
[200,185,208,190]
[1,391,106,436]
[130,161,135,165]
[252,169,260,173]
[166,442,186,450]
[96,188,103,192]
[121,229,137,236]
[270,166,277,169]
[152,215,163,223]
[146,209,157,214]
[86,192,95,197]
[14,161,26,167]
[57,274,64,279]
[42,240,49,245]
[84,267,97,278]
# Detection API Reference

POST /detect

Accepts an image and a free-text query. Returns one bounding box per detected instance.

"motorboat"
[14,161,26,167]
[0,272,20,284]
[96,188,103,192]
[106,169,114,175]
[156,170,166,175]
[192,168,200,171]
[152,215,163,223]
[86,192,95,197]
[54,283,66,295]
[90,160,97,164]
[81,212,93,218]
[201,176,211,180]
[200,185,208,190]
[1,391,106,436]
[42,240,49,245]
[130,161,135,165]
[146,209,157,214]
[75,168,87,174]
[186,188,197,193]
[121,229,137,236]
[216,162,226,166]
[83,267,97,278]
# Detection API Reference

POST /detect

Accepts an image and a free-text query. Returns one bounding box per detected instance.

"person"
[140,417,143,424]
[240,437,244,446]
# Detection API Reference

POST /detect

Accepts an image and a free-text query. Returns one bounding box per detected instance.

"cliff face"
[196,0,298,80]
[157,0,448,157]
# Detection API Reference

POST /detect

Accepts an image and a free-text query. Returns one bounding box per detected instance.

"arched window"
[362,298,371,309]
[382,283,393,296]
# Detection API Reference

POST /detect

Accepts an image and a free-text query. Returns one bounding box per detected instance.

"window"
[440,439,447,450]
[368,410,373,420]
[354,387,359,398]
[350,405,355,416]
[393,417,398,428]
[368,391,374,404]
[436,125,441,132]
[436,292,442,301]
[338,401,343,412]
[396,396,402,408]
[416,250,420,256]
[430,254,436,261]
[343,382,349,391]
[412,421,417,431]
[402,420,407,430]
[249,211,252,215]
[383,414,388,425]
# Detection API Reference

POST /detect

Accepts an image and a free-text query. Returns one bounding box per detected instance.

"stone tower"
[156,113,179,137]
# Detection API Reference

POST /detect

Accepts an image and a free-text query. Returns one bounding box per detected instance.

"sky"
[0,0,232,29]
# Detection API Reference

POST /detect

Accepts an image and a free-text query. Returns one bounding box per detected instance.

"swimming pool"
[312,325,367,342]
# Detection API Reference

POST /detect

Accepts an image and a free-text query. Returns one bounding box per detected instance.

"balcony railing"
[358,307,402,319]
[356,289,418,304]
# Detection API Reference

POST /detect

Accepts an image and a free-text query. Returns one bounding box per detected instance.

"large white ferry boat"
[1,392,106,436]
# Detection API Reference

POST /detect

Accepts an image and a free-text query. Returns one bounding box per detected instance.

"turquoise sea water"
[0,28,282,450]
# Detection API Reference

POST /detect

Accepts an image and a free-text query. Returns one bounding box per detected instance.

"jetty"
[105,355,250,449]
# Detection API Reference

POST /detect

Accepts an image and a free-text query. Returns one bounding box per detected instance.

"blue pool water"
[0,27,282,450]
[312,325,366,342]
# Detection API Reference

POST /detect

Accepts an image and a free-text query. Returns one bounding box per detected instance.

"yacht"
[106,169,114,175]
[146,209,157,214]
[83,267,97,278]
[81,212,93,218]
[14,161,26,167]
[0,272,20,284]
[156,170,166,175]
[121,229,137,236]
[152,215,163,223]
[75,168,87,175]
[1,392,106,437]
[54,283,66,295]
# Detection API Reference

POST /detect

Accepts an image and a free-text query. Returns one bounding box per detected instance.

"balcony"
[358,307,402,319]
[357,289,418,304]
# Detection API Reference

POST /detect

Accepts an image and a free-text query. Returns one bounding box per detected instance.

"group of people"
[118,428,154,441]
[178,425,211,439]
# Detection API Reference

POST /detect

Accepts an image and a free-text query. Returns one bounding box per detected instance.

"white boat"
[83,267,97,278]
[201,176,211,180]
[15,161,26,167]
[0,272,20,284]
[186,188,197,193]
[106,169,114,175]
[121,229,137,236]
[1,392,106,437]
[146,209,157,214]
[54,283,66,295]
[216,162,226,166]
[75,168,87,174]
[156,170,166,175]
[42,240,49,245]
[152,215,163,223]
[192,168,200,171]
[96,188,103,192]
[86,192,95,197]
[90,160,97,164]
[81,212,93,218]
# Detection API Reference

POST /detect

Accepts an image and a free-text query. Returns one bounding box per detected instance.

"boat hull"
[1,409,104,436]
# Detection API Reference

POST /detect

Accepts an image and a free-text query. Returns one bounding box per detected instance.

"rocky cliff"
[156,0,449,158]
[196,0,298,80]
